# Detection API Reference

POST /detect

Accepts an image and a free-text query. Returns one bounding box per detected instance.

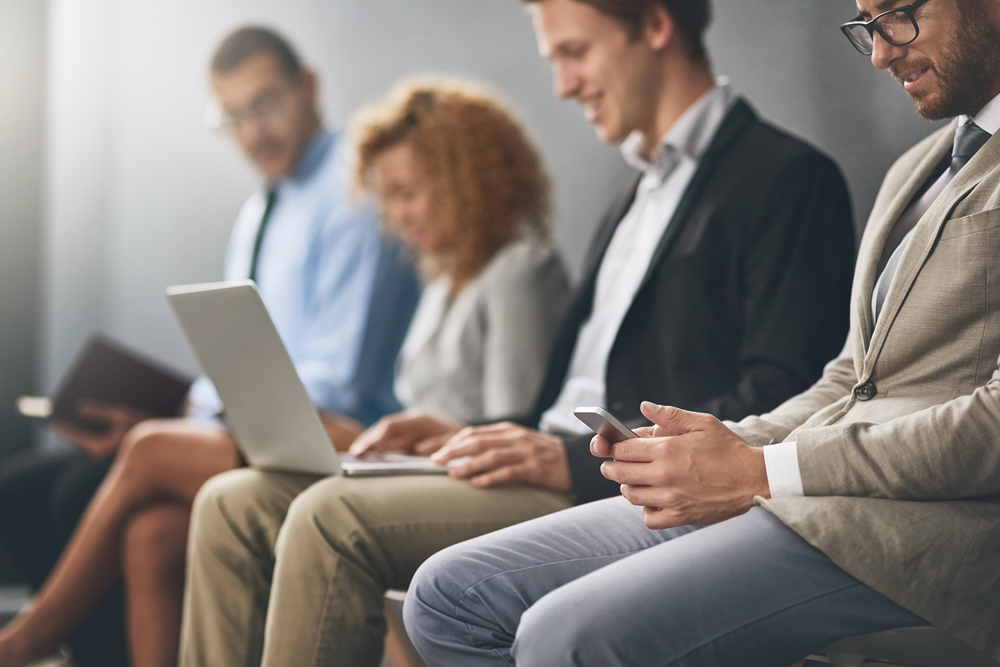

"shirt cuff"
[762,441,804,498]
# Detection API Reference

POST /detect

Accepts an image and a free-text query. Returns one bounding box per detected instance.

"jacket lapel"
[579,175,641,285]
[865,125,1000,370]
[634,99,756,292]
[854,123,955,351]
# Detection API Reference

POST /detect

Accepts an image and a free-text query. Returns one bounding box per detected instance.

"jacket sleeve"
[690,154,856,423]
[481,248,571,420]
[728,336,858,445]
[794,352,1000,501]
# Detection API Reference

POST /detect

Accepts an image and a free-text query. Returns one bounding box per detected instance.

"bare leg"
[123,503,190,667]
[0,419,239,667]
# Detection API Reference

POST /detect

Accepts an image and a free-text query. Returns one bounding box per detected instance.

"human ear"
[299,67,319,105]
[643,3,676,52]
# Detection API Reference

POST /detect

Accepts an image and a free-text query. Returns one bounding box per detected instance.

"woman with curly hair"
[351,78,569,429]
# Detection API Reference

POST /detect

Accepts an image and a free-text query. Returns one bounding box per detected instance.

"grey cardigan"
[395,239,570,423]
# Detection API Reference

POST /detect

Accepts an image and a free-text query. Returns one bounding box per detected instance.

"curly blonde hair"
[352,78,553,285]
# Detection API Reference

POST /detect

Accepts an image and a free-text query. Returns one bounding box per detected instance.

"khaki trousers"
[178,469,572,667]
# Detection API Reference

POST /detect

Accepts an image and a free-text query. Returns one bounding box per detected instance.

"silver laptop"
[166,280,446,477]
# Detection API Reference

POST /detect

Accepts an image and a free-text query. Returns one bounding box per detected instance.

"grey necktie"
[872,120,992,323]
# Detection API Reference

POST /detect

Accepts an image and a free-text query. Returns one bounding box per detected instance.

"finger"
[76,400,145,423]
[640,402,710,436]
[431,433,510,463]
[462,421,518,434]
[468,463,526,488]
[632,426,655,438]
[642,505,684,530]
[619,484,669,507]
[600,460,661,485]
[447,447,521,479]
[590,435,612,458]
[413,434,450,456]
[606,438,659,463]
[51,421,105,444]
[348,425,387,456]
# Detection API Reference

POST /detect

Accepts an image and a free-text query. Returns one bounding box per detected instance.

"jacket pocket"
[939,207,1000,241]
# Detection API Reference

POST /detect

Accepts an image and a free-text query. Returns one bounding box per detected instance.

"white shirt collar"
[960,91,1000,135]
[620,77,737,181]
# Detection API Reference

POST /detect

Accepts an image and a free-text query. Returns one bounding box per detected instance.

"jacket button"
[855,381,877,401]
[611,401,623,411]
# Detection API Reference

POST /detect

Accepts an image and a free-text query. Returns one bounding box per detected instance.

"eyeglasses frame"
[840,0,932,55]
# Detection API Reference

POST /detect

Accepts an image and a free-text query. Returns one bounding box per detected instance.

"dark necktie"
[248,188,278,284]
[872,120,992,323]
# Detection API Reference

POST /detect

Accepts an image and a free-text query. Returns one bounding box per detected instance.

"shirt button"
[855,381,877,401]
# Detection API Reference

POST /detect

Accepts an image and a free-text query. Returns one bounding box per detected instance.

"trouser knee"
[402,546,461,632]
[273,477,354,558]
[514,586,634,667]
[189,469,272,558]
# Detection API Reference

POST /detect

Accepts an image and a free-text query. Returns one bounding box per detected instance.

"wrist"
[744,445,771,501]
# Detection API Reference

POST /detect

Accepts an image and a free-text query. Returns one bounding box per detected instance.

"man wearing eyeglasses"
[404,0,1000,664]
[0,25,418,667]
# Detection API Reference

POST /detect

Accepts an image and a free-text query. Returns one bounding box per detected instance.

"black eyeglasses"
[841,0,932,56]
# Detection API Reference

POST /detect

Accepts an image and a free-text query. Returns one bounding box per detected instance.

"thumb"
[640,402,706,436]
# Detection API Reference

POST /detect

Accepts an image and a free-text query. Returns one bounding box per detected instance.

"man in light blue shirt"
[188,120,418,427]
[0,26,418,667]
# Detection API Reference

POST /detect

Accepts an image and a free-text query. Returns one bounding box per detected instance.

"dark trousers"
[0,448,128,667]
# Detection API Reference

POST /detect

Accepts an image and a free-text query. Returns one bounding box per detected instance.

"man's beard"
[895,0,1000,120]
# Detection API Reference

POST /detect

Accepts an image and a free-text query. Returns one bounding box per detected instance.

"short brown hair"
[524,0,712,65]
[211,26,302,77]
[352,79,553,285]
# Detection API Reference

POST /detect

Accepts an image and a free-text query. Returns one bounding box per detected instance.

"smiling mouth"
[898,67,930,93]
[580,95,602,121]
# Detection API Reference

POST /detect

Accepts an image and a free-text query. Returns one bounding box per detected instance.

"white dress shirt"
[540,80,737,435]
[763,92,1000,497]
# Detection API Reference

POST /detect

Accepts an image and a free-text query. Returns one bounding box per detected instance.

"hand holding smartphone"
[573,407,637,444]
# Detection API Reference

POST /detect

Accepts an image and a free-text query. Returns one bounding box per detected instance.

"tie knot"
[953,120,992,161]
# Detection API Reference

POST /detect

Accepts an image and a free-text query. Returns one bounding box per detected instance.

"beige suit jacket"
[731,119,1000,659]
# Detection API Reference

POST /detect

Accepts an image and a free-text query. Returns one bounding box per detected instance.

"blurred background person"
[179,76,570,667]
[0,26,420,667]
[355,79,569,429]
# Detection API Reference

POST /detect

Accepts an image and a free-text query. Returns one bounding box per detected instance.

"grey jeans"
[404,498,927,667]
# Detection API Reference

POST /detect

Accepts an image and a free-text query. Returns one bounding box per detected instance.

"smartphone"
[573,407,638,443]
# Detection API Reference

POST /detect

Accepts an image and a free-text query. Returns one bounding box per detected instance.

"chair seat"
[810,627,1000,667]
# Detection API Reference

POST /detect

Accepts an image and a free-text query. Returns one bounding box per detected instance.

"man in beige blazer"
[403,0,1000,664]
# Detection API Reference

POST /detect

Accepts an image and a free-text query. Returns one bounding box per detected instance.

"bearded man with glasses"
[404,0,1000,664]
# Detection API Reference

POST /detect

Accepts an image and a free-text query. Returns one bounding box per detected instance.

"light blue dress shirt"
[188,129,420,425]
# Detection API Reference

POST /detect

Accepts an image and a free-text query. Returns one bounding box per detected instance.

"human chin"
[590,116,627,145]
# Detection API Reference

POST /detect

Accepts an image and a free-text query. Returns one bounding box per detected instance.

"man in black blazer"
[349,0,855,504]
[178,1,855,664]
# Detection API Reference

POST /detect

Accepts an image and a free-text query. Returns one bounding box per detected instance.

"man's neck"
[639,61,715,158]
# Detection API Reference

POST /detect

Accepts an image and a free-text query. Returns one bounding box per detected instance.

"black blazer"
[526,99,856,502]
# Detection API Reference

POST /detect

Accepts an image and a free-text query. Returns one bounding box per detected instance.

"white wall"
[40,0,944,390]
[0,0,46,452]
[41,0,632,387]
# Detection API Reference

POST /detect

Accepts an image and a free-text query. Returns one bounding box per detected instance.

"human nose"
[553,62,580,100]
[870,31,905,70]
[232,113,266,145]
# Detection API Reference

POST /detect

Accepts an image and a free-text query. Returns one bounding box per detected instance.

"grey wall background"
[0,0,46,454]
[2,0,948,446]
